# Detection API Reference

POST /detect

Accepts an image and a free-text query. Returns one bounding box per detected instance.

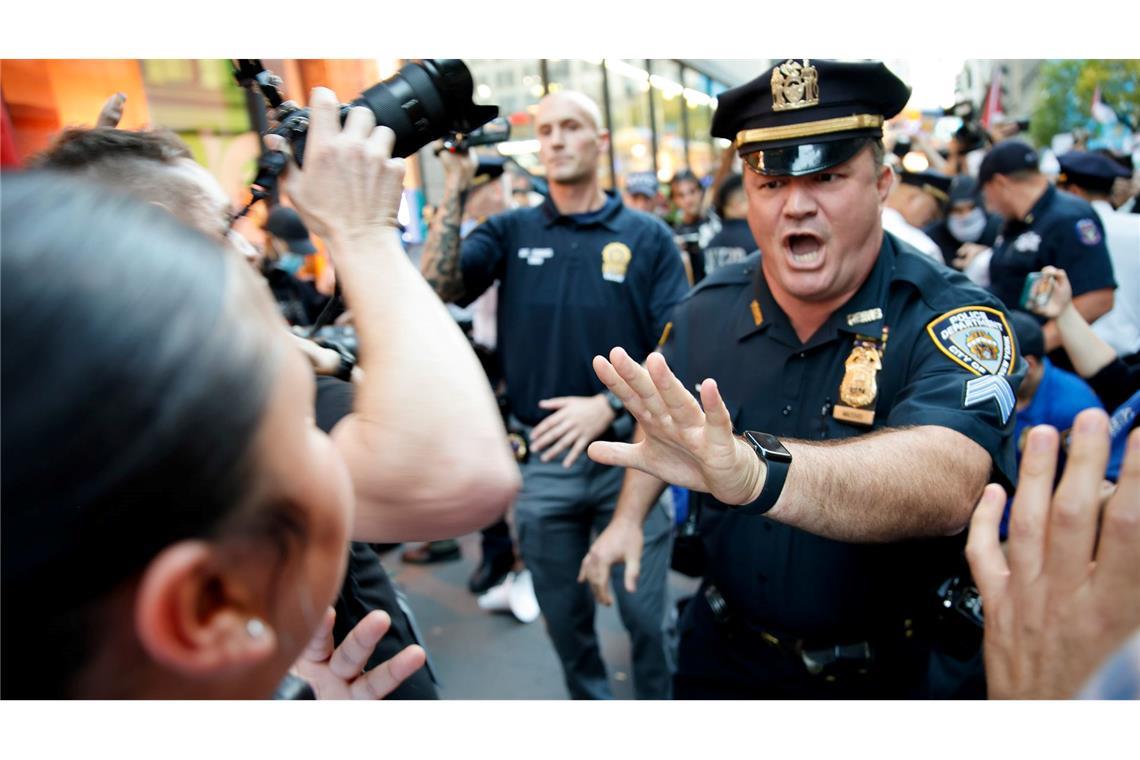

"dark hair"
[31,127,192,169]
[1,171,284,697]
[714,173,745,218]
[669,169,699,189]
[31,128,224,235]
[1008,310,1045,359]
[867,138,886,169]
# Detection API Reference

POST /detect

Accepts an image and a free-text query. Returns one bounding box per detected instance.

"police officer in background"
[578,59,1026,699]
[1054,151,1139,357]
[978,140,1117,354]
[419,90,689,699]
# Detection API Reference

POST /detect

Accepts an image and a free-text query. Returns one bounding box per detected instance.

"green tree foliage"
[1030,60,1140,147]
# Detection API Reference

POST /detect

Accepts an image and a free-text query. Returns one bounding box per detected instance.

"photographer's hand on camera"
[436,140,479,189]
[270,88,405,249]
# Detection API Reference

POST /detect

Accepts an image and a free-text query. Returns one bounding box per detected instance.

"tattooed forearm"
[420,179,467,304]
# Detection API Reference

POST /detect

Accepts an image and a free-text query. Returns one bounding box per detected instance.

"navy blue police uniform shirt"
[988,185,1117,311]
[661,233,1026,641]
[702,217,758,276]
[459,191,690,426]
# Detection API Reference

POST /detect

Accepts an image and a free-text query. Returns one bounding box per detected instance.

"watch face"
[745,431,793,463]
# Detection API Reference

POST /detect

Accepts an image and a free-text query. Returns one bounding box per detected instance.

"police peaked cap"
[1057,151,1131,194]
[899,169,953,205]
[711,59,911,176]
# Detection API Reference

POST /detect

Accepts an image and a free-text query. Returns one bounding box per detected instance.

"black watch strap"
[603,388,625,415]
[736,430,792,516]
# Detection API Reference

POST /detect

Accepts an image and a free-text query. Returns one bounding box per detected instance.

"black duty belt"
[703,584,917,678]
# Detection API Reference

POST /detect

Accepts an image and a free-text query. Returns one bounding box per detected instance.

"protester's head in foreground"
[1,172,354,698]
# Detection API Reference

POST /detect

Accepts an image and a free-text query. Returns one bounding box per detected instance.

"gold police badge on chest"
[833,332,887,426]
[601,242,632,282]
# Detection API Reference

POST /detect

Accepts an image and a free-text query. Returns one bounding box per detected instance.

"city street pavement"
[382,531,699,699]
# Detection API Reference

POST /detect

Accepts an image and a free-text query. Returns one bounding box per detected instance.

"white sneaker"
[507,569,541,624]
[477,575,512,612]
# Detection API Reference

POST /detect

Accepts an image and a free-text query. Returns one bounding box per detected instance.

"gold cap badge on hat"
[771,60,820,112]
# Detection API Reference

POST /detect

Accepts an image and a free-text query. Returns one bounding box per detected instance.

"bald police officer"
[578,59,1026,699]
[420,90,688,699]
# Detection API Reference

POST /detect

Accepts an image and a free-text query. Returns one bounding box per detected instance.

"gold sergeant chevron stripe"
[964,375,1015,424]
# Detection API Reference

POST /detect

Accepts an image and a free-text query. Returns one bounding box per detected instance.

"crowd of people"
[1,58,1137,702]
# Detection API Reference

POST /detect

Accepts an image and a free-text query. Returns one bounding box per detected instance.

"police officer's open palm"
[265,87,405,246]
[531,394,616,468]
[587,347,764,506]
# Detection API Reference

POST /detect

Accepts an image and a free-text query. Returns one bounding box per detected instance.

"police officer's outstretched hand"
[967,411,1140,699]
[291,607,427,700]
[577,516,643,606]
[588,347,765,506]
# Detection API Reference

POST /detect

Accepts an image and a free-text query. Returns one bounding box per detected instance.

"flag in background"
[1091,84,1118,125]
[980,67,1004,130]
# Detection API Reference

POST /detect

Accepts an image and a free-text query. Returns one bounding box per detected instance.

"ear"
[876,162,895,203]
[597,127,611,154]
[134,540,276,678]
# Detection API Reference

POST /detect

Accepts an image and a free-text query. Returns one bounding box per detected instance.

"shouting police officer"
[578,59,1026,699]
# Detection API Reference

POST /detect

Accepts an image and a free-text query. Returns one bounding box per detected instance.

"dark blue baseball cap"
[711,59,911,177]
[624,172,659,198]
[978,140,1039,186]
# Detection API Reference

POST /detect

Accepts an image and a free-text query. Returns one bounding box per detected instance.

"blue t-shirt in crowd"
[1003,358,1104,538]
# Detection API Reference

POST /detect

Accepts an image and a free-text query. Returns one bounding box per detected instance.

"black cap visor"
[742,136,869,177]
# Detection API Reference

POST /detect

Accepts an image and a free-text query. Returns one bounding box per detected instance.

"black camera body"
[233,59,505,203]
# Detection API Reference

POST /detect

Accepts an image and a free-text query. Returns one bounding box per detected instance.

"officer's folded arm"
[588,347,990,543]
[279,89,520,544]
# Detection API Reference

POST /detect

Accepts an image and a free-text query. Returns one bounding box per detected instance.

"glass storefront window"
[650,60,687,183]
[464,59,545,174]
[605,59,653,187]
[684,66,719,180]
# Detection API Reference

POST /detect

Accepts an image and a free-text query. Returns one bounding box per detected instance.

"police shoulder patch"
[926,306,1016,377]
[927,306,1017,424]
[1076,218,1102,246]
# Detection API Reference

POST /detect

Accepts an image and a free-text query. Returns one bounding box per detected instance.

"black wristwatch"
[735,431,793,516]
[602,389,625,416]
[315,339,356,383]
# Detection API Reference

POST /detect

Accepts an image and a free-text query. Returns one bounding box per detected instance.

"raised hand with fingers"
[291,607,427,700]
[587,347,764,506]
[96,92,126,128]
[1026,266,1073,320]
[966,409,1140,699]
